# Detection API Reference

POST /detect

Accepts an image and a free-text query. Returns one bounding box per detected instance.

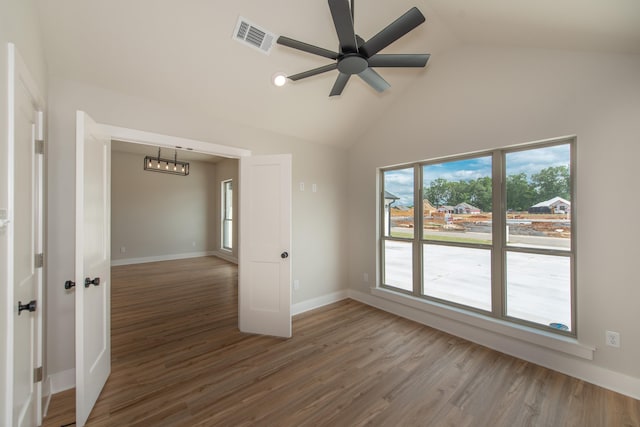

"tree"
[424,178,450,206]
[424,166,569,213]
[466,176,492,212]
[424,177,492,212]
[532,166,570,202]
[506,173,536,211]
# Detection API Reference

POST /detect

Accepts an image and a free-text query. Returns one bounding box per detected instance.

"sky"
[384,144,570,206]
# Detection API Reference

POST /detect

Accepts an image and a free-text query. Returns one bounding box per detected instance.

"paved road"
[383,240,571,330]
[393,227,571,249]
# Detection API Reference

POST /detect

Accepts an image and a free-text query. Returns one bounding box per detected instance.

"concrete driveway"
[383,239,571,330]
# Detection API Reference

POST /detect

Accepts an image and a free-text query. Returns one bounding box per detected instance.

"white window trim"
[221,179,233,251]
[371,287,594,360]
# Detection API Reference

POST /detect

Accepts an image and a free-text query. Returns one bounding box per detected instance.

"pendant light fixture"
[144,148,190,176]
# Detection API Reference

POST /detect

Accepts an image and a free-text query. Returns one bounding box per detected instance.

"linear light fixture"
[144,148,190,176]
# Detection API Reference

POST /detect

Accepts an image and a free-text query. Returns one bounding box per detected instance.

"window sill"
[371,287,594,360]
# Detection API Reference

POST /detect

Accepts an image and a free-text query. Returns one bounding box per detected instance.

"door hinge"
[35,253,44,268]
[34,366,43,383]
[35,139,44,155]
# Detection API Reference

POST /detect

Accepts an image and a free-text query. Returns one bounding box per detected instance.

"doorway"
[69,117,292,426]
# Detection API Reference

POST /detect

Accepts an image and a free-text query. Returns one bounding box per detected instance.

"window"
[422,155,493,311]
[380,138,575,335]
[222,180,233,250]
[382,167,414,291]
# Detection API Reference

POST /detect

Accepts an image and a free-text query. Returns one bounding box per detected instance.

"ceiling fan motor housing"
[338,53,368,74]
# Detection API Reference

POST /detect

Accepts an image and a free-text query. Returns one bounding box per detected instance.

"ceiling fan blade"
[288,63,338,81]
[360,7,425,57]
[328,0,358,53]
[329,73,351,97]
[367,54,430,67]
[277,36,339,60]
[358,68,391,93]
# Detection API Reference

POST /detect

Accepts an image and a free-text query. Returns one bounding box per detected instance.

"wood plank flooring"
[43,256,640,426]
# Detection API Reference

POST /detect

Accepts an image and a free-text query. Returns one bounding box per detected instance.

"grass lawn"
[391,230,491,245]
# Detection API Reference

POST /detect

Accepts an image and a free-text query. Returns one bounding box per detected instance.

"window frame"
[221,179,233,251]
[379,164,418,296]
[379,137,576,336]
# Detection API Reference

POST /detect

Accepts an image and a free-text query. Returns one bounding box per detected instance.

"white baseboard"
[213,250,238,264]
[111,251,217,266]
[292,290,349,316]
[348,289,640,400]
[42,376,52,417]
[49,368,75,393]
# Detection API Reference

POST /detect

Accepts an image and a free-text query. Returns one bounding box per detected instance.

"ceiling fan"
[277,0,430,97]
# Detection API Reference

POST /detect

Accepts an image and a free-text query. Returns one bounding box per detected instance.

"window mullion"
[379,182,386,289]
[570,140,577,334]
[413,164,422,297]
[491,150,505,318]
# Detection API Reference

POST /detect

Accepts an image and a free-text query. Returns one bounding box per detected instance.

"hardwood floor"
[43,256,640,426]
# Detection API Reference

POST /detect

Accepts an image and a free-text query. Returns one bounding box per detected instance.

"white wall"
[45,77,349,378]
[111,150,217,263]
[213,158,239,262]
[347,45,640,396]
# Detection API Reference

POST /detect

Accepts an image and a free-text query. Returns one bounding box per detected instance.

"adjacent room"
[110,141,238,266]
[2,0,640,426]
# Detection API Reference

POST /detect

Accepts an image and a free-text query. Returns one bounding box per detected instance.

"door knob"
[85,277,100,288]
[281,251,289,259]
[18,300,37,315]
[64,280,76,290]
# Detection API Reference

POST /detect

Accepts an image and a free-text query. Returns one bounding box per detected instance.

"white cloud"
[506,144,570,177]
[384,168,414,206]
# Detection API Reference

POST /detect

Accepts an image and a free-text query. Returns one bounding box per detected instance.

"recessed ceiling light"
[272,73,287,87]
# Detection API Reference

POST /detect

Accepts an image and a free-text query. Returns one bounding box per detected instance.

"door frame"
[102,125,251,159]
[73,120,254,422]
[4,42,46,427]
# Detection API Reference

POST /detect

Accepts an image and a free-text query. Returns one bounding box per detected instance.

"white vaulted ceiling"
[36,0,640,148]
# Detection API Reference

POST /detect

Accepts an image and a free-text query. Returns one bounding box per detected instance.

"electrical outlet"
[605,330,620,348]
[299,182,305,191]
[363,273,369,283]
[120,246,126,254]
[192,241,196,247]
[293,280,300,291]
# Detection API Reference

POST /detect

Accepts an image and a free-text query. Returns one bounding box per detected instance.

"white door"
[75,111,111,427]
[239,154,292,338]
[7,43,44,427]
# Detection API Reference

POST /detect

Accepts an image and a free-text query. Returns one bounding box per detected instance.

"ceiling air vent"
[233,17,275,54]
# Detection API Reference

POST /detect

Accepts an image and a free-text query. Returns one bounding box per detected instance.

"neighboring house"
[454,202,481,214]
[384,191,400,206]
[437,205,455,214]
[384,191,400,235]
[423,199,437,216]
[529,196,571,214]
